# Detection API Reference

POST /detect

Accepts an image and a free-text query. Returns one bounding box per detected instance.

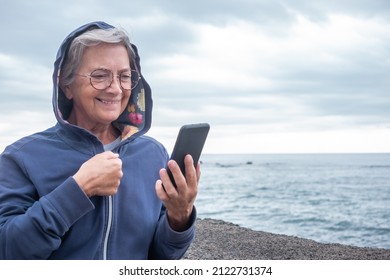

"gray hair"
[60,27,136,86]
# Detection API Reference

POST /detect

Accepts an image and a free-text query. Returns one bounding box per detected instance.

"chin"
[101,113,121,123]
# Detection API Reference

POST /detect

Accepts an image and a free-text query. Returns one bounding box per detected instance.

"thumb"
[102,151,120,159]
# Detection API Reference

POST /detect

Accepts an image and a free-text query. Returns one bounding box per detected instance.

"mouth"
[96,98,121,105]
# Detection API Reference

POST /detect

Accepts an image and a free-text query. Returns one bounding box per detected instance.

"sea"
[196,153,390,249]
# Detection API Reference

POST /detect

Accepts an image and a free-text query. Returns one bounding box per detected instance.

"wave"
[363,165,390,169]
[215,161,254,168]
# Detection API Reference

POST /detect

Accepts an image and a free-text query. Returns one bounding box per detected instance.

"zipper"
[102,143,121,259]
[103,195,113,260]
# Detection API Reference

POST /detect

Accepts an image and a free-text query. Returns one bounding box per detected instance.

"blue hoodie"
[0,21,195,259]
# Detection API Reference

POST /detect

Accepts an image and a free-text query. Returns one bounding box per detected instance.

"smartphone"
[167,123,210,187]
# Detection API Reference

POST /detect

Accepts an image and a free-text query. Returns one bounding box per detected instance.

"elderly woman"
[0,21,199,259]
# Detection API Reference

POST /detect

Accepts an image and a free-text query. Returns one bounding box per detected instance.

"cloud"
[148,12,390,127]
[1,0,389,153]
[0,53,52,113]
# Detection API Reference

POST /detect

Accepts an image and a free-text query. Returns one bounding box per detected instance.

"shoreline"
[184,218,390,260]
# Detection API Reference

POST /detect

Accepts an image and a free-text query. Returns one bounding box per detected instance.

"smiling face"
[63,43,131,131]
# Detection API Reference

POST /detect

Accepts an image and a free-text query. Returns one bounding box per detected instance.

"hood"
[52,21,152,141]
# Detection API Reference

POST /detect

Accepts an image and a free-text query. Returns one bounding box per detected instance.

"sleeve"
[148,205,197,260]
[0,148,95,259]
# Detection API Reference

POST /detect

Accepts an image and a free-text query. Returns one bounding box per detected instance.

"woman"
[0,21,199,259]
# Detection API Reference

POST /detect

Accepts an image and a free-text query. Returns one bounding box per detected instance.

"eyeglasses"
[76,68,140,90]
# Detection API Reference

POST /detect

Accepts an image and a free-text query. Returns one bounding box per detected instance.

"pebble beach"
[184,219,390,260]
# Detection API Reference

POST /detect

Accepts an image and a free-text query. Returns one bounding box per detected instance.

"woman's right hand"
[73,151,123,197]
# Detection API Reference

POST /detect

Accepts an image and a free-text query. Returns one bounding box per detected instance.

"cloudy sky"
[1,0,389,154]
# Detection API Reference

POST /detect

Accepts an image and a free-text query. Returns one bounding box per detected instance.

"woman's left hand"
[155,154,200,231]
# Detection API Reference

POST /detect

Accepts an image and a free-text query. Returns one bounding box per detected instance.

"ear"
[59,81,73,100]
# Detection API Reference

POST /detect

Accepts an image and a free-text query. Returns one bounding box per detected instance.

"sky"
[0,0,390,154]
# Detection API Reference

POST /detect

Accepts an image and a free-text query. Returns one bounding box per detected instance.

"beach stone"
[184,218,390,260]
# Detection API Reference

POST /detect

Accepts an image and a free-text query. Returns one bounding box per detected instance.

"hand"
[73,151,123,197]
[155,154,200,231]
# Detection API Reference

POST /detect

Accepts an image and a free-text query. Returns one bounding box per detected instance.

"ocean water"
[196,153,390,249]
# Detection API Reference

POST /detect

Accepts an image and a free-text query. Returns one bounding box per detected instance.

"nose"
[107,75,123,93]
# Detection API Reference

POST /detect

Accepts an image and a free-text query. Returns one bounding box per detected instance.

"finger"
[159,168,178,196]
[114,157,123,169]
[103,151,120,159]
[184,155,197,186]
[107,152,122,169]
[155,179,169,201]
[196,162,201,184]
[167,160,187,190]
